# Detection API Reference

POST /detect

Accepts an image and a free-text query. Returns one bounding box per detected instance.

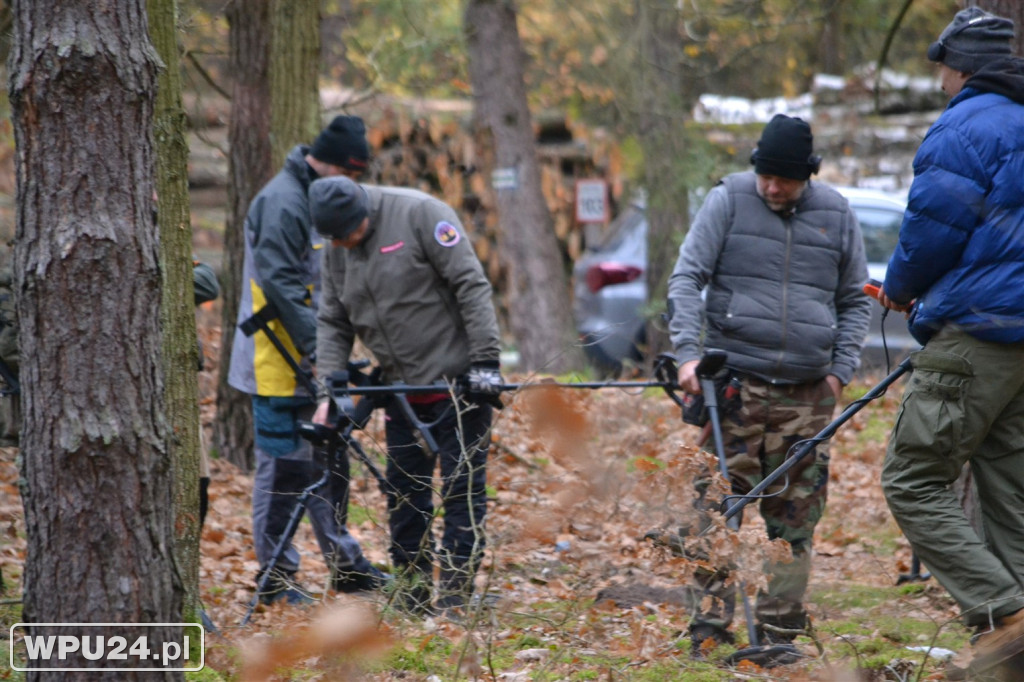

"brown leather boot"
[970,609,1024,674]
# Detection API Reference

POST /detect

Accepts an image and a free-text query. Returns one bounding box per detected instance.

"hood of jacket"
[963,57,1024,104]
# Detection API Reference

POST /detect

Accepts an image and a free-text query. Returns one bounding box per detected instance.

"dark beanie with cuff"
[751,114,817,181]
[309,176,369,241]
[309,115,370,171]
[928,7,1014,74]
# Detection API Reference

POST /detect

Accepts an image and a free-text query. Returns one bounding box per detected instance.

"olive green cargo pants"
[882,327,1024,627]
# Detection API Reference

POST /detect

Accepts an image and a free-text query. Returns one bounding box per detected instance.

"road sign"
[575,179,608,223]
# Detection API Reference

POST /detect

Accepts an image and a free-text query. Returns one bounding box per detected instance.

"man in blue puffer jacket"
[873,8,1024,676]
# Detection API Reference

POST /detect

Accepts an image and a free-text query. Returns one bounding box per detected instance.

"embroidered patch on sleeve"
[434,221,461,247]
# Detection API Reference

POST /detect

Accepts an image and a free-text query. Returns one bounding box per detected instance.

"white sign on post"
[575,179,608,223]
[492,167,518,190]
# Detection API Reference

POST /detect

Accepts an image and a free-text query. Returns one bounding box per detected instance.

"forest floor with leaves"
[0,311,987,681]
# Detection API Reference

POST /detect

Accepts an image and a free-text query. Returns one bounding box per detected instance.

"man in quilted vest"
[666,114,870,656]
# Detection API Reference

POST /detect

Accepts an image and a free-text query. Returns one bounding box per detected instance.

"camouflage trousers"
[690,374,835,634]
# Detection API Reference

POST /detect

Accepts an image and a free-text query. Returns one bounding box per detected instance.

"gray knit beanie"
[308,176,369,241]
[928,7,1014,74]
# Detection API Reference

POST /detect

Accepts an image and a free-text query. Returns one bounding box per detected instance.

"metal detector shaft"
[330,379,672,396]
[240,305,386,485]
[722,356,913,523]
[240,465,331,626]
[239,303,322,398]
[697,350,758,648]
[389,388,441,454]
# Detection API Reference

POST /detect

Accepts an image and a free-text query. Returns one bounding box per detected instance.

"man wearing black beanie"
[228,114,387,606]
[663,114,870,659]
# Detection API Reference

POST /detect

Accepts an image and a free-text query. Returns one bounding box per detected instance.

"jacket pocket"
[891,349,972,469]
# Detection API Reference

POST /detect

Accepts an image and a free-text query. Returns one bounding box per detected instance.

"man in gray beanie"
[227,115,387,606]
[927,7,1014,76]
[309,175,502,618]
[870,7,1024,677]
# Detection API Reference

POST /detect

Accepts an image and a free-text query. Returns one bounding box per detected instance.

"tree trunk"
[214,0,274,471]
[10,1,182,679]
[149,0,202,623]
[270,0,321,166]
[634,0,693,370]
[818,0,845,75]
[976,0,1024,55]
[464,0,580,374]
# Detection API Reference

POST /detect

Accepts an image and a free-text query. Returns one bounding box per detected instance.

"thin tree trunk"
[214,0,274,471]
[635,0,692,370]
[149,0,202,622]
[464,0,580,374]
[975,0,1024,55]
[270,0,321,165]
[10,0,182,679]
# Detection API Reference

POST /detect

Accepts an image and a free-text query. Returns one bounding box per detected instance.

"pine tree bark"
[465,0,580,374]
[10,0,182,679]
[214,0,322,470]
[976,0,1024,55]
[634,0,692,370]
[214,0,274,471]
[270,0,321,165]
[149,0,202,622]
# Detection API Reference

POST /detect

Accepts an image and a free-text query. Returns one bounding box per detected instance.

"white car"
[572,186,916,375]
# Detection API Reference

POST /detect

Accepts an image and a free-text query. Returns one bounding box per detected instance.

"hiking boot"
[968,609,1024,675]
[256,569,315,606]
[689,624,733,659]
[333,566,393,593]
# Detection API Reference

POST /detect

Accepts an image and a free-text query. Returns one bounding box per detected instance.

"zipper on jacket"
[776,220,793,375]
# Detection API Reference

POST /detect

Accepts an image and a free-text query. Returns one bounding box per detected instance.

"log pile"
[356,100,617,289]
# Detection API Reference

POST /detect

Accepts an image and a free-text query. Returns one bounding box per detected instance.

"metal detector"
[240,384,379,626]
[239,303,386,484]
[689,350,803,667]
[720,356,912,524]
[238,362,448,625]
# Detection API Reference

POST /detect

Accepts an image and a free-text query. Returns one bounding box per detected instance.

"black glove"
[464,362,504,409]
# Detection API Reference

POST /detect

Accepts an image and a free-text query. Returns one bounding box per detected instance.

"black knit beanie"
[751,114,818,181]
[928,8,1014,74]
[309,115,370,171]
[308,176,369,241]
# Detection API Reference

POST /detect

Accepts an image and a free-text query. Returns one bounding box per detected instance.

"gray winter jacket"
[668,172,870,385]
[317,185,501,386]
[228,145,323,397]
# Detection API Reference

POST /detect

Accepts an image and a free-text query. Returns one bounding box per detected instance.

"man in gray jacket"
[308,175,502,616]
[228,115,385,605]
[666,114,870,655]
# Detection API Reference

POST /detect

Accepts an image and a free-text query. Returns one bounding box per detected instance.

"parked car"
[572,186,916,375]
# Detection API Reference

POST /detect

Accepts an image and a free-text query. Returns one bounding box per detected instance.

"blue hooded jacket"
[884,58,1024,345]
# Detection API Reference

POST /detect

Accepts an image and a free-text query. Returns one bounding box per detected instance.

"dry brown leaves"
[0,367,962,680]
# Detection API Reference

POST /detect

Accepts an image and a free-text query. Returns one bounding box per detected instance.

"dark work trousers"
[384,396,492,606]
[254,395,374,579]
